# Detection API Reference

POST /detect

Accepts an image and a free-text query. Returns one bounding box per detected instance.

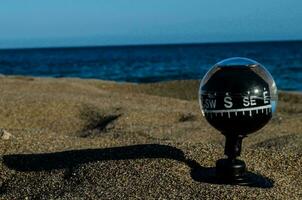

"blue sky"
[0,0,302,48]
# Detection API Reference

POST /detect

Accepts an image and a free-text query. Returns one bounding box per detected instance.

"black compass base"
[216,158,253,185]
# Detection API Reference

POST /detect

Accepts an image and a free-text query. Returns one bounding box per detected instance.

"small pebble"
[0,129,14,140]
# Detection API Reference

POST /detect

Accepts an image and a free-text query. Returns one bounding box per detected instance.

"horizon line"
[0,39,302,51]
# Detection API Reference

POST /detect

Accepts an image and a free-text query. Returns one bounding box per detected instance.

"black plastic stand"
[216,134,251,185]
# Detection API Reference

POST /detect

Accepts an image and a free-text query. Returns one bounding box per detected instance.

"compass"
[199,57,278,185]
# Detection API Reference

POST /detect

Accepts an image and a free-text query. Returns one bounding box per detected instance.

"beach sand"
[0,76,301,199]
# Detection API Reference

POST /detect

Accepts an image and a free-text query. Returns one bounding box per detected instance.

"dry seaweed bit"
[79,105,121,137]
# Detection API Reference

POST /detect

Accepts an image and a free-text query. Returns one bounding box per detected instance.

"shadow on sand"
[2,144,273,188]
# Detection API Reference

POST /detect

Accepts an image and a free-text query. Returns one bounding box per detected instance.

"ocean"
[0,41,301,91]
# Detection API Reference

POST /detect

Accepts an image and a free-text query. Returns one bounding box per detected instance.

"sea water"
[0,41,301,91]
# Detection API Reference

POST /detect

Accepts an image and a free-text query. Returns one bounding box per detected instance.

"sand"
[0,76,301,199]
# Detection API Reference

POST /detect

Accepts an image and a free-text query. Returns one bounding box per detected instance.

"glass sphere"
[199,57,278,135]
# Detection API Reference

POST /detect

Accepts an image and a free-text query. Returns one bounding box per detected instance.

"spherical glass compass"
[199,57,278,185]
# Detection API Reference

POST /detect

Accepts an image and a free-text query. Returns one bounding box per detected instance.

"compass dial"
[199,57,278,135]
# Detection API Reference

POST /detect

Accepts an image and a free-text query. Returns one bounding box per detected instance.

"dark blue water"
[0,41,301,91]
